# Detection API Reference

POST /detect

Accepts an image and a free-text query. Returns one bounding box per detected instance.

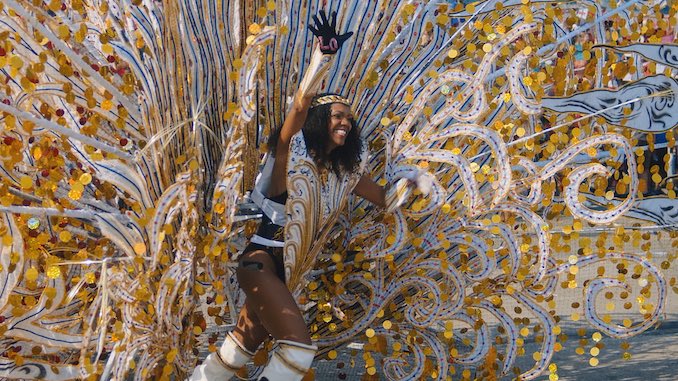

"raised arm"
[275,90,314,155]
[275,11,354,154]
[267,11,353,196]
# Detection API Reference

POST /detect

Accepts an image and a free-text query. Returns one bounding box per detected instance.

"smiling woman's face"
[326,103,353,152]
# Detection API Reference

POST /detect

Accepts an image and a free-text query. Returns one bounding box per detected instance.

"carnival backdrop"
[0,0,675,380]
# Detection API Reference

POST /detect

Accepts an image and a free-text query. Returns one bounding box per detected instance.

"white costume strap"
[252,155,287,226]
[250,188,286,226]
[250,234,284,248]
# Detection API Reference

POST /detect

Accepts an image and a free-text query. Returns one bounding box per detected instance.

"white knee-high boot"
[257,340,317,381]
[189,331,254,381]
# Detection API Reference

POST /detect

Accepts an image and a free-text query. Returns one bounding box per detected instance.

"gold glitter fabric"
[0,1,675,380]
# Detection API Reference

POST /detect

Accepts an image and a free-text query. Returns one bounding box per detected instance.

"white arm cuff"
[297,46,332,104]
[384,170,432,212]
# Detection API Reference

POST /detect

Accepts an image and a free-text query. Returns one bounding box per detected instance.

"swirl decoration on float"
[0,0,674,380]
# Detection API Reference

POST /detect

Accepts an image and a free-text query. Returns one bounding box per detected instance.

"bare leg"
[230,298,270,352]
[235,250,312,345]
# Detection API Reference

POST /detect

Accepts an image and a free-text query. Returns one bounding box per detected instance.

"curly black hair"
[269,94,363,175]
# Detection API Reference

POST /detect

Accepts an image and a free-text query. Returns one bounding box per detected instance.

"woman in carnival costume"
[190,11,423,381]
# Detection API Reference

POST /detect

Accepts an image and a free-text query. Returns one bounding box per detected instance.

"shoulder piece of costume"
[283,130,367,296]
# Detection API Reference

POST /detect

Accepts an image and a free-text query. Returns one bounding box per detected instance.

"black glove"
[308,10,354,54]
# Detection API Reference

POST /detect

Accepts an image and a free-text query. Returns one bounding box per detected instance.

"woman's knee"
[234,310,268,352]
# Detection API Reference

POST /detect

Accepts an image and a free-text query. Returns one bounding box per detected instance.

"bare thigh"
[235,250,311,345]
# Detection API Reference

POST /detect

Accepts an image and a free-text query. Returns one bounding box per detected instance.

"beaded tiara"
[311,94,352,108]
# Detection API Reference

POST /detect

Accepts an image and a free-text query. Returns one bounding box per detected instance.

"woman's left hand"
[308,10,354,54]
